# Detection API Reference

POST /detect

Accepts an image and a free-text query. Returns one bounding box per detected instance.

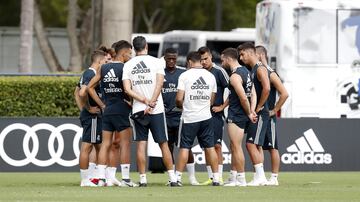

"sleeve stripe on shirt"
[214,65,229,83]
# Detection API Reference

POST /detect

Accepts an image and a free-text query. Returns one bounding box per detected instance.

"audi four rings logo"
[0,123,82,167]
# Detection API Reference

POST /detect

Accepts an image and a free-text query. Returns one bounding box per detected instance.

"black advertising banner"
[0,118,359,172]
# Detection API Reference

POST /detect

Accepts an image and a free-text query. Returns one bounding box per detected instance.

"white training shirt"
[123,55,165,114]
[177,67,217,123]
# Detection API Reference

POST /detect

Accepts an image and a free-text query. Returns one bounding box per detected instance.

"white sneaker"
[224,181,239,187]
[266,177,279,186]
[121,180,138,187]
[80,179,98,187]
[237,178,247,187]
[189,178,200,186]
[247,177,267,186]
[107,177,122,186]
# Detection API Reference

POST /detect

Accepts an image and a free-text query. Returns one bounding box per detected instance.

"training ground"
[0,172,358,202]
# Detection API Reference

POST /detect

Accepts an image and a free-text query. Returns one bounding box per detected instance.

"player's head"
[164,48,178,69]
[133,36,148,54]
[113,40,133,62]
[237,42,256,66]
[186,51,201,69]
[255,45,268,64]
[97,45,114,63]
[221,48,239,70]
[91,50,107,68]
[198,46,213,70]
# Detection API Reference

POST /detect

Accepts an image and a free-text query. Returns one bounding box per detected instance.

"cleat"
[223,181,239,187]
[212,182,220,186]
[89,178,99,185]
[139,183,147,187]
[219,178,224,186]
[165,180,171,186]
[80,179,98,187]
[266,177,279,186]
[247,177,267,186]
[97,179,107,187]
[237,178,247,187]
[170,181,182,187]
[121,179,138,187]
[189,178,200,186]
[106,177,122,186]
[200,178,213,186]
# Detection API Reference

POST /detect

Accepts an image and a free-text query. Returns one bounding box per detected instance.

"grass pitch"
[0,172,359,202]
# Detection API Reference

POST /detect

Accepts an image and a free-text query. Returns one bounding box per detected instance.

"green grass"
[0,172,359,202]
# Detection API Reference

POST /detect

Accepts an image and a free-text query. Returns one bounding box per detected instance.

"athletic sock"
[168,170,177,183]
[206,166,213,179]
[254,163,265,179]
[186,163,196,179]
[218,164,223,179]
[140,173,147,184]
[213,172,220,183]
[80,169,88,180]
[88,162,96,178]
[271,173,278,179]
[176,171,183,182]
[121,164,130,180]
[97,165,107,179]
[229,170,237,182]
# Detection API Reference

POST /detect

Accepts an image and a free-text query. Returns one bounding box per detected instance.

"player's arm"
[74,86,84,110]
[250,85,257,113]
[255,66,270,113]
[230,74,251,116]
[87,70,105,110]
[123,79,148,104]
[149,73,164,108]
[176,89,185,109]
[270,72,289,116]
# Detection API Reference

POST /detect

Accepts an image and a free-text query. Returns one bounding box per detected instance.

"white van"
[256,0,360,118]
[158,29,255,66]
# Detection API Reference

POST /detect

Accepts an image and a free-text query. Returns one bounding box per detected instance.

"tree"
[34,0,64,72]
[67,0,82,72]
[19,0,34,73]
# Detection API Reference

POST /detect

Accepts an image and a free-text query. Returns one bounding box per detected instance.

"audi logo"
[0,123,82,167]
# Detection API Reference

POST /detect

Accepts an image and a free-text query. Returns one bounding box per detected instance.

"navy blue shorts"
[246,110,270,146]
[212,113,225,145]
[80,114,102,144]
[179,118,214,149]
[226,112,250,130]
[130,112,168,143]
[167,126,180,146]
[262,116,278,150]
[102,114,131,132]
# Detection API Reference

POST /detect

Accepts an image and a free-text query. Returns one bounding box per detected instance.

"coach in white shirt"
[174,51,220,186]
[123,36,177,187]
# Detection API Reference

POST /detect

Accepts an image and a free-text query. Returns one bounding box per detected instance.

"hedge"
[0,76,80,117]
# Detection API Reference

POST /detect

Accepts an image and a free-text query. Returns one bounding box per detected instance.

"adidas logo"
[191,141,231,165]
[131,61,150,74]
[191,76,209,89]
[103,69,119,82]
[281,129,332,165]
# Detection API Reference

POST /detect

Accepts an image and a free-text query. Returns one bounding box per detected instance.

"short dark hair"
[132,36,147,52]
[91,50,107,63]
[165,47,177,55]
[113,40,132,53]
[198,46,211,55]
[186,51,201,63]
[237,42,256,53]
[221,48,238,60]
[255,45,267,56]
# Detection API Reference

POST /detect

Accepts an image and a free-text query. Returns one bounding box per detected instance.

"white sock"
[168,170,177,183]
[121,164,130,180]
[186,163,196,179]
[218,164,223,179]
[236,172,246,180]
[176,171,182,182]
[140,173,147,184]
[229,170,237,182]
[80,169,88,180]
[254,163,265,179]
[213,172,220,183]
[271,173,278,179]
[88,162,96,178]
[206,166,213,179]
[97,165,107,179]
